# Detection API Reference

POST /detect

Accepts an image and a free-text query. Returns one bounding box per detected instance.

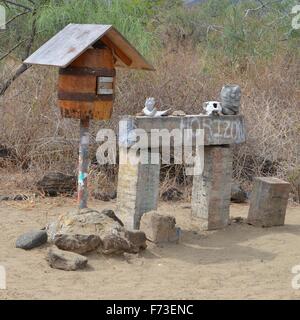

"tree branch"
[244,0,281,18]
[3,10,31,28]
[0,5,38,96]
[1,0,33,12]
[0,63,31,96]
[0,37,28,60]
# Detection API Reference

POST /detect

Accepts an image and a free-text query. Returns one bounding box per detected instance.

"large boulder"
[47,209,147,255]
[16,230,48,250]
[54,234,102,254]
[47,208,123,242]
[47,247,88,271]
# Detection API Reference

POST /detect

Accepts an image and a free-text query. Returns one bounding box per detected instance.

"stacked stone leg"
[191,145,232,230]
[117,148,160,229]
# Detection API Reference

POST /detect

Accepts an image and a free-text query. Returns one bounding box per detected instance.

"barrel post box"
[58,46,116,121]
[24,24,155,209]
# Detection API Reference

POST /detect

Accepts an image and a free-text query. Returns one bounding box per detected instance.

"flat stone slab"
[119,115,246,146]
[16,230,48,250]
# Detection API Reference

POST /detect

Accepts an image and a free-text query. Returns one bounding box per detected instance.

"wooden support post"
[78,118,90,209]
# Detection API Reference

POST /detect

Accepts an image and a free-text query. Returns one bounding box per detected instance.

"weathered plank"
[119,115,246,146]
[24,24,155,71]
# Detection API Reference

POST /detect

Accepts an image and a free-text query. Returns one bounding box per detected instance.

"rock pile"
[16,208,181,271]
[45,208,148,270]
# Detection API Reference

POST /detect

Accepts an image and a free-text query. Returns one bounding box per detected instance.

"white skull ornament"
[203,101,222,116]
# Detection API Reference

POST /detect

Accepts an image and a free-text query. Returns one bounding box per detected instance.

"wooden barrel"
[58,47,116,120]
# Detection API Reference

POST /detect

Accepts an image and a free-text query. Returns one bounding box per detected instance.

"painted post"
[78,118,90,209]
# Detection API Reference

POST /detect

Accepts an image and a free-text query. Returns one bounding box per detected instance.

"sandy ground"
[0,197,300,300]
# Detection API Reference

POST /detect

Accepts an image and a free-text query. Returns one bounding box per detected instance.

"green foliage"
[0,0,157,61]
[0,0,298,68]
[155,0,299,65]
[37,0,158,56]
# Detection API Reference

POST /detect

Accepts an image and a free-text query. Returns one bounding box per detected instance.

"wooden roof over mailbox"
[24,24,155,71]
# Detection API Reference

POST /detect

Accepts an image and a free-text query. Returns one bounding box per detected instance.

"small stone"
[140,211,181,244]
[101,209,124,227]
[124,230,147,253]
[0,195,10,201]
[93,191,117,202]
[123,252,144,265]
[47,247,88,271]
[231,183,247,203]
[172,110,186,116]
[13,194,29,201]
[101,233,131,255]
[230,216,244,224]
[162,187,183,201]
[54,234,102,254]
[16,230,48,250]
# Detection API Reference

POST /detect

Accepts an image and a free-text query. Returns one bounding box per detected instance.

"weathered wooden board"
[59,100,113,120]
[24,24,154,71]
[119,115,246,146]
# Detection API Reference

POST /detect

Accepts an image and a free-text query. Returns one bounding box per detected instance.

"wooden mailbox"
[57,47,116,120]
[24,24,154,209]
[24,24,154,120]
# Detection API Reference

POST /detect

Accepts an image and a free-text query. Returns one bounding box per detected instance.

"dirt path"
[0,197,300,300]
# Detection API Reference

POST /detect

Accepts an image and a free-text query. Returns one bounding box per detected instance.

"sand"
[0,197,300,300]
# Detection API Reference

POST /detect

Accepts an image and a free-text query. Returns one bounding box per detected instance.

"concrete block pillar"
[117,147,160,229]
[191,145,232,230]
[247,177,291,227]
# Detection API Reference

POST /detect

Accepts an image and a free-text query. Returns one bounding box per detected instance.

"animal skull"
[203,101,222,116]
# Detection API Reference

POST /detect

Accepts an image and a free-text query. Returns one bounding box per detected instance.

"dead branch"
[0,63,31,96]
[244,0,281,18]
[0,37,28,60]
[0,4,38,96]
[1,0,33,12]
[4,9,31,27]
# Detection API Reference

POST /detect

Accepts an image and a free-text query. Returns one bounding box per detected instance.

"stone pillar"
[247,177,291,227]
[117,147,160,229]
[191,145,232,230]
